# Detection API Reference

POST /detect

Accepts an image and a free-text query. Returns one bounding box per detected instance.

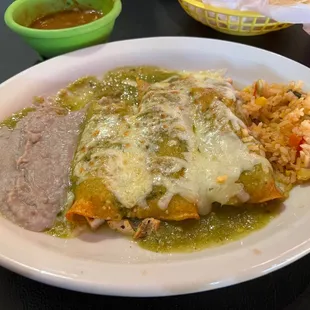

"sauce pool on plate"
[29,8,103,30]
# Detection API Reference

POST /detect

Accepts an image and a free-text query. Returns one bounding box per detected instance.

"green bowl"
[4,0,122,58]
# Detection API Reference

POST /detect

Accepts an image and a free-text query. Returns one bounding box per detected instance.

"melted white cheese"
[102,148,153,208]
[73,72,269,214]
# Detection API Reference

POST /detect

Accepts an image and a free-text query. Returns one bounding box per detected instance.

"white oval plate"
[0,37,310,297]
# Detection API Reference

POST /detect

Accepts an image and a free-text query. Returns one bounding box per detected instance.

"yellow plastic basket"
[179,0,291,36]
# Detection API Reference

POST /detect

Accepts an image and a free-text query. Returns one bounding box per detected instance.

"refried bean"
[0,104,85,231]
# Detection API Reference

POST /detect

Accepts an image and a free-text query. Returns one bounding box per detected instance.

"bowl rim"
[4,0,122,38]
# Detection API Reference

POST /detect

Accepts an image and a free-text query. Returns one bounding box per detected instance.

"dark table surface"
[1,0,310,309]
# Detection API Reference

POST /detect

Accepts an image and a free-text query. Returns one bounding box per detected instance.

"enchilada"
[66,67,282,230]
